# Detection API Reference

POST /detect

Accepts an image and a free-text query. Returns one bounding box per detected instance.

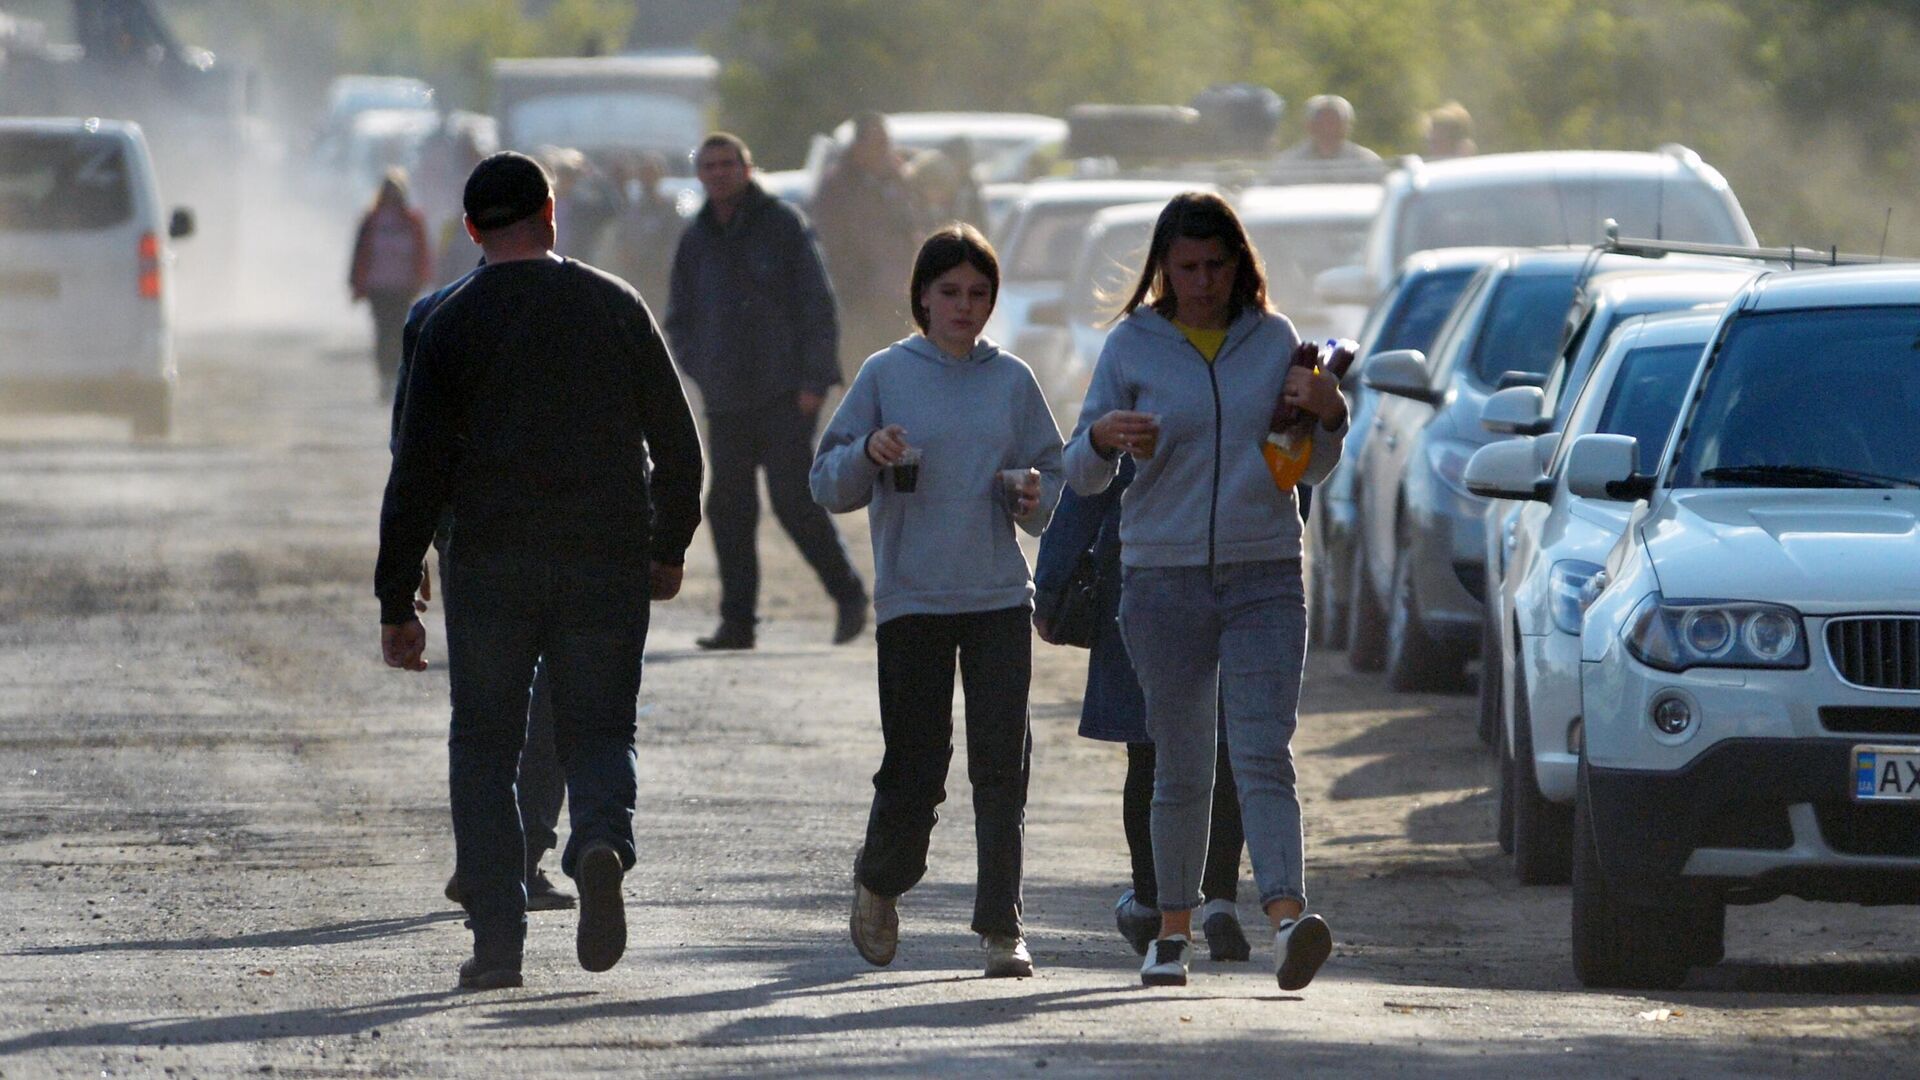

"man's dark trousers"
[443,555,648,962]
[706,401,864,627]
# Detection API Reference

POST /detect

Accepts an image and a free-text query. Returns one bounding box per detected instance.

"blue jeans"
[1118,560,1309,913]
[442,556,648,960]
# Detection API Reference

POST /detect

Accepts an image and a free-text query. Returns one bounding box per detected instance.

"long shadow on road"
[8,911,467,957]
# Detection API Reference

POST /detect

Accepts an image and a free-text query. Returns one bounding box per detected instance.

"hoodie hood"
[897,334,1007,366]
[1125,305,1267,352]
[1641,489,1920,613]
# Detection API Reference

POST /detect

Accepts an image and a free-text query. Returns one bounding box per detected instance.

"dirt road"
[2,324,1916,1078]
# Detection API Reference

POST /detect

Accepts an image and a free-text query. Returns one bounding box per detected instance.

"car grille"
[1828,617,1920,691]
[1819,706,1920,736]
[1815,801,1920,858]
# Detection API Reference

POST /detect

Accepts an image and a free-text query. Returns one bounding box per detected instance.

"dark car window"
[1395,179,1743,261]
[1465,272,1580,386]
[0,132,132,232]
[1669,306,1920,489]
[1592,343,1705,469]
[1375,267,1475,356]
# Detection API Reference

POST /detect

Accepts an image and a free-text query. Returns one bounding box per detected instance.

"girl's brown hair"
[909,223,1000,333]
[1116,191,1269,322]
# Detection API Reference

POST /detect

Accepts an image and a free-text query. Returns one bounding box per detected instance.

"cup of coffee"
[998,468,1037,514]
[891,447,923,493]
[1131,414,1162,459]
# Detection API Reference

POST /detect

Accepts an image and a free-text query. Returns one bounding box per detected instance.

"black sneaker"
[1202,906,1251,962]
[696,621,755,650]
[458,953,522,990]
[833,597,868,645]
[525,867,576,912]
[575,841,627,973]
[1113,889,1159,956]
[1140,935,1190,987]
[1275,914,1332,991]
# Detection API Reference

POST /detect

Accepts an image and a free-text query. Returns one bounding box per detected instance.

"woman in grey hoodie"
[1063,193,1349,990]
[811,224,1065,979]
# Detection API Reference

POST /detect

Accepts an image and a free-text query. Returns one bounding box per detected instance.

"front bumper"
[1586,740,1920,907]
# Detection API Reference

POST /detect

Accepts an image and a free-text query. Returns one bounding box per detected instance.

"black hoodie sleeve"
[374,314,461,624]
[625,296,704,565]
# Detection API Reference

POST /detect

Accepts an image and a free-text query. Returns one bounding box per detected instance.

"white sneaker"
[1140,934,1191,987]
[1274,914,1331,991]
[983,933,1034,978]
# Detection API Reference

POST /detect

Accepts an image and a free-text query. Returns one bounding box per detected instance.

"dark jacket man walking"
[376,151,703,990]
[665,132,868,650]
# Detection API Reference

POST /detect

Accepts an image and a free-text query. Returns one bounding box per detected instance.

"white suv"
[1564,264,1920,989]
[0,118,192,438]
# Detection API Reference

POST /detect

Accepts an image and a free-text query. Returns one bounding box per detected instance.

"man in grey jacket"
[665,133,869,650]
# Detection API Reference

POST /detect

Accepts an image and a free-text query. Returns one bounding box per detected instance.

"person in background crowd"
[376,151,704,990]
[348,168,431,400]
[1422,101,1477,159]
[1064,192,1348,991]
[546,147,618,260]
[596,151,684,306]
[1033,456,1253,963]
[1276,95,1382,164]
[666,132,870,651]
[811,111,923,382]
[812,224,1064,980]
[905,138,986,232]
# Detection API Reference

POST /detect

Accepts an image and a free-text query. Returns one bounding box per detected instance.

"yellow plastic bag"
[1263,426,1313,490]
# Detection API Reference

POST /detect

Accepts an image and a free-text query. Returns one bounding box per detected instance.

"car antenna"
[1880,207,1893,262]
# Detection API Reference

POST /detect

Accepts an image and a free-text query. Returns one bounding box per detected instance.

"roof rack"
[1599,220,1911,267]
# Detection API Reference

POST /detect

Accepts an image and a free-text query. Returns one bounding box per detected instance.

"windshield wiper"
[1700,464,1919,489]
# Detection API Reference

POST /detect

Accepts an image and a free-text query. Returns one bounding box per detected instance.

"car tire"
[130,384,172,441]
[1476,613,1501,746]
[1346,542,1388,673]
[1510,663,1572,885]
[1385,549,1467,692]
[1570,779,1696,990]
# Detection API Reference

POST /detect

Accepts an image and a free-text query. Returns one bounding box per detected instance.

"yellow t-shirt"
[1176,322,1228,362]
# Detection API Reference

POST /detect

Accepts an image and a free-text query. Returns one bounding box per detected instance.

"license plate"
[1853,745,1920,801]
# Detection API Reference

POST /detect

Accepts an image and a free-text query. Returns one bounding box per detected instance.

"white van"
[0,117,192,438]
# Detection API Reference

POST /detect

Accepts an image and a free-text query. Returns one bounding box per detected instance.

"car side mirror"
[1314,264,1376,306]
[1027,297,1066,328]
[1565,434,1652,501]
[168,208,195,240]
[1495,369,1547,391]
[1480,385,1549,436]
[1464,439,1550,501]
[1361,349,1438,405]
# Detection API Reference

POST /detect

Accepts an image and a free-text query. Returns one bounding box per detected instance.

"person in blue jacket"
[1033,456,1251,962]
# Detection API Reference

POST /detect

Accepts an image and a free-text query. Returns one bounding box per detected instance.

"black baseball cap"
[463,151,551,231]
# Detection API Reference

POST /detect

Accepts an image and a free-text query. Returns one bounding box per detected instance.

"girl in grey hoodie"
[1063,193,1350,990]
[811,224,1064,979]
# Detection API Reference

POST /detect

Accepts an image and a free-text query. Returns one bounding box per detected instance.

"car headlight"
[1425,437,1478,499]
[1621,593,1808,671]
[1548,559,1608,636]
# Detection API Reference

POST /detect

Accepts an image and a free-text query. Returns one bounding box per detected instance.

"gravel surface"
[1,325,1916,1078]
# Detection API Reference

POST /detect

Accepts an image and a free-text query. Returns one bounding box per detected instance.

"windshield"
[1248,219,1371,315]
[0,133,132,232]
[1375,267,1475,355]
[1395,179,1742,263]
[1071,219,1153,324]
[1669,306,1920,489]
[1593,343,1704,464]
[1009,204,1107,282]
[1467,272,1580,385]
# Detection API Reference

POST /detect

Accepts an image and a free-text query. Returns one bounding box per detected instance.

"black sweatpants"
[857,606,1032,937]
[1124,733,1244,905]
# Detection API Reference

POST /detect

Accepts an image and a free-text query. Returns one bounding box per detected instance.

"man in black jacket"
[377,151,703,989]
[666,132,868,651]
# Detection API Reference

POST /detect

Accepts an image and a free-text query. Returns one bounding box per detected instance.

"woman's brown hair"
[909,223,1000,333]
[1116,191,1269,322]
